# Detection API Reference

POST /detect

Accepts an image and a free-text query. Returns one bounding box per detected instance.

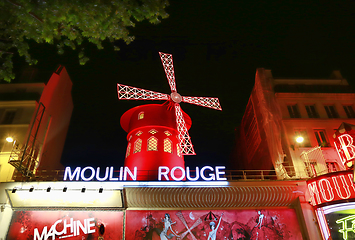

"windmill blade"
[174,104,196,155]
[182,96,222,111]
[159,52,177,92]
[117,84,169,100]
[176,211,199,240]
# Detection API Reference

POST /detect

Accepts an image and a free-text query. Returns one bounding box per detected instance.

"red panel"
[126,209,303,240]
[6,211,123,240]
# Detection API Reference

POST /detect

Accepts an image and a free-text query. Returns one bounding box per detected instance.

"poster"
[126,209,303,240]
[6,210,123,240]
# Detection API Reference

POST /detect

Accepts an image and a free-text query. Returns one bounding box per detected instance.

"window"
[164,131,172,136]
[147,136,158,151]
[343,105,355,118]
[1,110,16,124]
[149,129,158,135]
[294,129,311,147]
[164,138,172,153]
[326,162,338,173]
[136,131,142,136]
[126,143,131,158]
[287,105,301,118]
[305,105,319,118]
[314,129,329,147]
[324,105,339,118]
[138,111,144,120]
[177,144,181,157]
[133,139,142,153]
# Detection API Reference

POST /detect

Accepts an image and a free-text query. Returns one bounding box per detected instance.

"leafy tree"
[0,0,169,82]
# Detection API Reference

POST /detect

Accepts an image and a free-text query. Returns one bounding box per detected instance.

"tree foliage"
[0,0,169,82]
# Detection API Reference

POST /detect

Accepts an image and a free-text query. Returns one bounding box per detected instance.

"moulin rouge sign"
[63,165,227,182]
[307,170,355,207]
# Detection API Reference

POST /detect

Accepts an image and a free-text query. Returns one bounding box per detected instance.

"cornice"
[275,92,355,100]
[124,183,302,209]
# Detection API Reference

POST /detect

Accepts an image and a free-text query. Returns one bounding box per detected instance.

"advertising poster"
[126,209,303,240]
[6,210,123,240]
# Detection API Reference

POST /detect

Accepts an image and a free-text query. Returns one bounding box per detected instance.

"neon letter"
[64,167,80,181]
[215,166,227,180]
[170,166,185,181]
[109,166,118,181]
[124,167,137,181]
[200,166,215,181]
[186,167,199,181]
[81,166,95,181]
[333,175,351,199]
[158,166,169,181]
[319,179,334,202]
[338,134,355,162]
[308,182,321,205]
[96,167,109,181]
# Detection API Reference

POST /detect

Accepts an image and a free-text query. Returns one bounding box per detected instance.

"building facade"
[234,68,355,180]
[0,66,73,182]
[7,68,355,239]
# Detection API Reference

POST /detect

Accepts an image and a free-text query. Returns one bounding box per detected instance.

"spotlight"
[81,188,86,193]
[63,187,67,192]
[6,137,14,143]
[47,187,51,192]
[29,187,34,192]
[295,136,304,143]
[99,188,103,193]
[12,188,17,193]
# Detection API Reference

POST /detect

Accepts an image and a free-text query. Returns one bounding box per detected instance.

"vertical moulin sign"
[117,52,222,180]
[333,123,355,170]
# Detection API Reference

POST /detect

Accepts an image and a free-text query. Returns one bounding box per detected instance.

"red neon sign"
[335,134,355,166]
[307,170,355,207]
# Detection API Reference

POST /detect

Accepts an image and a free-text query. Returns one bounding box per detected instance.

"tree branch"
[6,0,44,23]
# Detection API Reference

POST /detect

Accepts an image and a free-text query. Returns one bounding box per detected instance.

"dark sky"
[14,0,355,169]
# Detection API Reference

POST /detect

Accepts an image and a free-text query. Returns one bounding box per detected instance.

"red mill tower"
[117,52,221,180]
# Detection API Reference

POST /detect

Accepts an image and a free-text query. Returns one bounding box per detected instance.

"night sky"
[11,0,355,169]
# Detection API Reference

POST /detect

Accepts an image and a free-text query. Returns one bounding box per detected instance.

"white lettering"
[171,166,185,181]
[186,167,199,181]
[158,166,170,181]
[124,166,137,181]
[215,166,227,180]
[81,167,95,181]
[109,166,118,181]
[63,218,73,235]
[87,218,95,234]
[200,166,215,181]
[332,175,351,199]
[52,219,64,235]
[96,167,109,181]
[64,167,80,181]
[319,179,334,202]
[338,134,355,162]
[308,182,321,205]
[33,226,48,240]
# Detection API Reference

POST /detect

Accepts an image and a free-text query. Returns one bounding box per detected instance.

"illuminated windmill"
[117,52,221,179]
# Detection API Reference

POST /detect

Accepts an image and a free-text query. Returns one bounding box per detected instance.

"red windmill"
[117,52,221,179]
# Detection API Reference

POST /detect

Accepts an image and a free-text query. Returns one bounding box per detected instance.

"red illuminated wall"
[126,209,303,240]
[34,66,73,171]
[6,210,123,240]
